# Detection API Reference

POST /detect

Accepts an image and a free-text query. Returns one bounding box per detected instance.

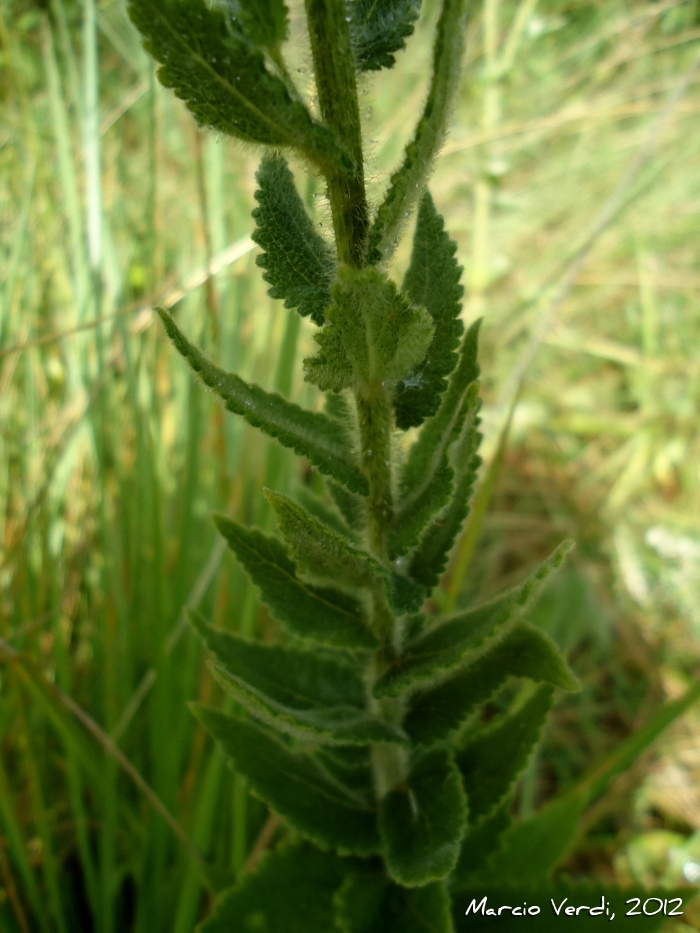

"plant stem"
[304,0,368,266]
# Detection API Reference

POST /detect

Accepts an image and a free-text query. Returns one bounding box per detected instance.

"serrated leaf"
[265,490,385,590]
[128,0,344,171]
[388,455,453,559]
[400,319,480,498]
[456,685,554,824]
[393,325,480,562]
[252,154,335,326]
[213,514,375,649]
[408,438,481,590]
[405,623,580,745]
[350,0,421,72]
[295,487,357,541]
[192,613,404,745]
[305,266,434,392]
[329,480,367,533]
[394,192,465,430]
[386,571,427,615]
[379,747,467,886]
[334,871,452,933]
[157,308,368,495]
[375,542,573,698]
[193,707,380,855]
[198,840,352,933]
[480,787,590,886]
[225,0,288,50]
[452,882,677,932]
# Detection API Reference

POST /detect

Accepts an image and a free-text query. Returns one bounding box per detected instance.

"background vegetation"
[1,0,700,930]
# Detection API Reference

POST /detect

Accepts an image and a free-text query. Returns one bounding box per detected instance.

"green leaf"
[388,455,453,560]
[453,799,513,882]
[193,707,380,856]
[451,882,678,932]
[480,787,590,885]
[329,480,367,534]
[456,685,554,824]
[198,840,352,933]
[374,542,573,698]
[315,747,374,797]
[265,489,385,591]
[399,320,480,500]
[212,515,376,649]
[334,871,452,933]
[379,747,467,886]
[404,623,580,745]
[157,308,368,495]
[305,266,434,392]
[394,193,465,430]
[393,321,480,562]
[225,0,288,50]
[367,0,469,263]
[252,154,335,326]
[128,0,344,172]
[295,487,357,541]
[192,613,405,745]
[350,0,421,72]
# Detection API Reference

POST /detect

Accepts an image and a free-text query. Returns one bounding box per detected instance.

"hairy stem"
[304,0,368,265]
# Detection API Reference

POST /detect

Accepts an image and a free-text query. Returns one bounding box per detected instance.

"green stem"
[304,0,368,265]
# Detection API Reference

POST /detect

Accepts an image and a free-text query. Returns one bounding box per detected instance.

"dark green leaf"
[128,0,344,171]
[388,456,453,559]
[456,685,554,823]
[375,542,573,698]
[252,154,335,326]
[335,871,452,933]
[212,514,376,649]
[350,0,421,72]
[329,480,367,533]
[408,423,481,591]
[315,747,374,796]
[405,623,580,745]
[199,840,352,933]
[226,0,288,50]
[157,308,368,495]
[452,882,679,932]
[193,708,380,855]
[192,613,405,745]
[453,798,513,882]
[394,192,465,430]
[478,788,590,885]
[378,747,467,886]
[386,572,427,615]
[399,319,480,497]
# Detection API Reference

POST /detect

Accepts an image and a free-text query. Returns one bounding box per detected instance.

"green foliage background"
[1,0,700,931]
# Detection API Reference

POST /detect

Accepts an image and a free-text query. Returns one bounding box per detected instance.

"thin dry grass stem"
[0,637,206,871]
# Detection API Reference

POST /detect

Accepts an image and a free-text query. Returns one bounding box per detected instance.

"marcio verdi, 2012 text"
[465,896,685,920]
